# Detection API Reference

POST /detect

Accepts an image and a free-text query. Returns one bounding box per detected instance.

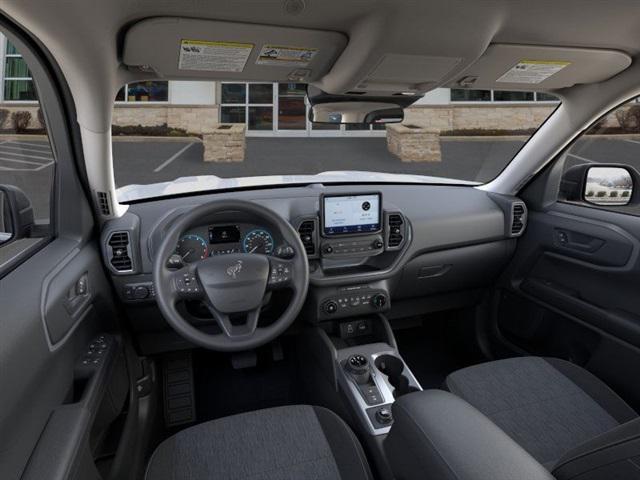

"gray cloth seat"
[145,405,373,480]
[445,356,638,470]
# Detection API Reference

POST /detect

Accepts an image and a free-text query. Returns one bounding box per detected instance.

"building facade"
[1,33,560,137]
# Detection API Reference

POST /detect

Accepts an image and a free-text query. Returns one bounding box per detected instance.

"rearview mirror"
[306,85,422,125]
[584,166,633,206]
[310,102,404,125]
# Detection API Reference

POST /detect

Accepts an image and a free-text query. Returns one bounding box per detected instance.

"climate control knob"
[323,301,338,314]
[372,294,387,309]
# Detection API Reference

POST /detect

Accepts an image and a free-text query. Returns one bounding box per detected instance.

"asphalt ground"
[3,136,640,221]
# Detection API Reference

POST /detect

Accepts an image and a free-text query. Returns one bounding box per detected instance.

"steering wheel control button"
[175,273,201,297]
[268,261,291,286]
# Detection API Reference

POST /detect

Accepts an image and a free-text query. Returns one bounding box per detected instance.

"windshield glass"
[112,82,559,202]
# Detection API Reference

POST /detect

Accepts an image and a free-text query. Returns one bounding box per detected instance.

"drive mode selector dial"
[345,354,371,384]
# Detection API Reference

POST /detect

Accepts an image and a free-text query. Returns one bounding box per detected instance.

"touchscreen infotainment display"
[322,193,381,236]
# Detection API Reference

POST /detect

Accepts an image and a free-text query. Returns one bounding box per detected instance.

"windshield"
[112,82,559,202]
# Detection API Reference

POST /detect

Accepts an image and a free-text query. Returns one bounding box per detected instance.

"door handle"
[64,273,91,317]
[554,229,604,253]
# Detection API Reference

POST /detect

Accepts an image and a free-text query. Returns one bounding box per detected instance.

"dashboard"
[100,184,527,354]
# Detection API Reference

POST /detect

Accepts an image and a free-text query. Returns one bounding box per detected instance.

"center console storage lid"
[384,390,554,480]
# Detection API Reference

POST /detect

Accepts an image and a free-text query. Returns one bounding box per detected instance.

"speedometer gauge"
[242,229,274,255]
[176,234,208,263]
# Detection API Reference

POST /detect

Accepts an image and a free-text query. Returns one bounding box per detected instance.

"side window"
[0,33,55,254]
[560,97,640,213]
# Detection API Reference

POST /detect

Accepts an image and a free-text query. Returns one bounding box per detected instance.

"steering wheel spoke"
[267,257,295,290]
[206,303,261,339]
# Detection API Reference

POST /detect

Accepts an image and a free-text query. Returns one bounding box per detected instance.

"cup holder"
[374,354,420,398]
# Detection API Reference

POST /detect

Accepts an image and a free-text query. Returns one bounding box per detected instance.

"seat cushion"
[145,405,372,480]
[445,357,637,469]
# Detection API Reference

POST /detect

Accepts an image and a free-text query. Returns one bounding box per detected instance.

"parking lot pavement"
[112,137,527,188]
[0,139,54,221]
[5,136,640,220]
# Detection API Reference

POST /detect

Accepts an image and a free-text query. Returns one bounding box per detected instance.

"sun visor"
[447,44,631,91]
[122,17,347,83]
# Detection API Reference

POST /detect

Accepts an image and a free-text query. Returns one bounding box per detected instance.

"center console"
[337,344,422,435]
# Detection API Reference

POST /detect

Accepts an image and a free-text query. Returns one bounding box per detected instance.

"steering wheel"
[153,199,309,351]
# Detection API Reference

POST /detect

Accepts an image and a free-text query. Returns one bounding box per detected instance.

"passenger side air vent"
[386,213,406,250]
[510,203,527,237]
[108,231,133,272]
[297,219,317,257]
[96,191,111,216]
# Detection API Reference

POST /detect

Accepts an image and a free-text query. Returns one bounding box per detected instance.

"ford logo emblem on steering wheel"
[226,260,243,279]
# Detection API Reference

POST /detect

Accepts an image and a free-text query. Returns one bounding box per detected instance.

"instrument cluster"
[172,224,276,265]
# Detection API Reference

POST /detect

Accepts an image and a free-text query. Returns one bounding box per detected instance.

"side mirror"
[0,185,34,245]
[584,166,633,206]
[560,164,636,207]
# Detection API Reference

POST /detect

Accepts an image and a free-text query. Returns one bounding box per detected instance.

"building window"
[493,90,534,102]
[220,82,274,131]
[115,81,169,102]
[3,41,37,101]
[451,89,491,102]
[450,89,557,103]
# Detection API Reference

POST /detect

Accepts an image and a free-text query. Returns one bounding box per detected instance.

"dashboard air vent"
[298,220,317,256]
[96,191,111,216]
[108,231,133,272]
[387,213,405,249]
[510,203,527,236]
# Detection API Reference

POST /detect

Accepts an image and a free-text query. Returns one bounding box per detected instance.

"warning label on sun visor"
[256,45,318,67]
[178,40,253,72]
[497,60,570,84]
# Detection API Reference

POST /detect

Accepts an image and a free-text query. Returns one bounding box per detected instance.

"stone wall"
[403,104,624,132]
[387,124,441,162]
[111,105,219,134]
[403,104,556,132]
[0,105,43,129]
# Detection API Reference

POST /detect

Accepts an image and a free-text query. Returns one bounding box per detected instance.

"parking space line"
[567,153,597,163]
[623,138,640,145]
[7,140,51,150]
[0,156,45,166]
[0,150,52,161]
[0,144,53,156]
[153,142,195,172]
[34,161,54,171]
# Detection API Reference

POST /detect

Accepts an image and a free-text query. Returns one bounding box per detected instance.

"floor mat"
[192,340,304,423]
[394,310,487,389]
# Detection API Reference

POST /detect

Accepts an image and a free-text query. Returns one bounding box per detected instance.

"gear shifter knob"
[345,354,370,384]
